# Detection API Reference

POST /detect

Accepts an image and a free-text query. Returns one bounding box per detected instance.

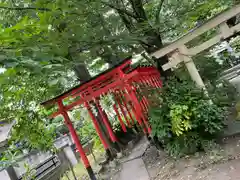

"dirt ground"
[143,135,240,180]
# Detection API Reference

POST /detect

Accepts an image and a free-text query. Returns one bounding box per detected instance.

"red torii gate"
[41,58,162,180]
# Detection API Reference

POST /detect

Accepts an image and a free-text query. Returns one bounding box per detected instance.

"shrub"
[149,77,225,157]
[207,80,239,107]
[194,54,224,83]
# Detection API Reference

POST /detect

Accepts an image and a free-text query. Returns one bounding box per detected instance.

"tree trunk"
[116,0,172,78]
[96,46,121,68]
[141,28,172,78]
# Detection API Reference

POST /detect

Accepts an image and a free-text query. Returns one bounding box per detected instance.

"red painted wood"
[84,101,109,149]
[69,60,131,96]
[95,99,117,142]
[125,85,147,134]
[132,86,150,134]
[50,69,162,119]
[118,91,135,125]
[45,59,161,148]
[50,71,139,118]
[114,93,131,128]
[113,104,127,132]
[57,101,90,168]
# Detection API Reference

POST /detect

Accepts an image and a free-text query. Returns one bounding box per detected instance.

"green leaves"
[0,0,234,160]
[10,109,56,151]
[170,104,192,136]
[149,77,225,157]
[0,66,74,154]
[0,0,232,73]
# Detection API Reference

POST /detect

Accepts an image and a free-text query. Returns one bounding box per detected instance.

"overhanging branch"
[155,0,165,23]
[101,1,137,19]
[0,6,51,11]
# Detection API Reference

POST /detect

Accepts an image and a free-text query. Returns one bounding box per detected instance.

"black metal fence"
[18,156,60,180]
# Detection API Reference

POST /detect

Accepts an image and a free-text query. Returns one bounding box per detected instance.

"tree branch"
[128,0,147,22]
[155,0,165,24]
[118,12,135,32]
[0,6,92,16]
[101,1,137,19]
[0,6,51,11]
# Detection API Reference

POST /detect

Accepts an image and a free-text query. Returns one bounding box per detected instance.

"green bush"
[149,78,225,157]
[207,80,239,107]
[174,66,238,108]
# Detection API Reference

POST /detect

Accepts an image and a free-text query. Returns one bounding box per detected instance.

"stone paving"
[117,137,150,180]
[119,158,150,180]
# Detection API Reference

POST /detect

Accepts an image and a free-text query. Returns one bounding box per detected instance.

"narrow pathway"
[118,137,150,180]
[119,158,150,180]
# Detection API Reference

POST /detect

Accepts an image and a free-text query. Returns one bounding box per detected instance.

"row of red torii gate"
[41,57,162,180]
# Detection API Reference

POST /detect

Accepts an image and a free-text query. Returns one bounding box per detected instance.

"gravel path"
[143,136,240,180]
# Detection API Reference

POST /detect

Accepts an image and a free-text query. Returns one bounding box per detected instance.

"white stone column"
[178,45,206,88]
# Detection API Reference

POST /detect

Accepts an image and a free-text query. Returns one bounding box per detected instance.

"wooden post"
[57,101,97,180]
[84,101,109,150]
[114,93,132,128]
[119,90,135,125]
[113,104,127,132]
[95,99,117,142]
[125,84,151,134]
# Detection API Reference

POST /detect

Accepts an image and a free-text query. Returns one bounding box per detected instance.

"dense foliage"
[149,78,225,157]
[0,68,64,151]
[0,0,234,71]
[207,80,239,107]
[0,0,237,161]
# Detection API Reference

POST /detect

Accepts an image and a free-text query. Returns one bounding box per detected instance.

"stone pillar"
[0,166,18,180]
[178,45,206,88]
[6,166,18,180]
[63,146,78,166]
